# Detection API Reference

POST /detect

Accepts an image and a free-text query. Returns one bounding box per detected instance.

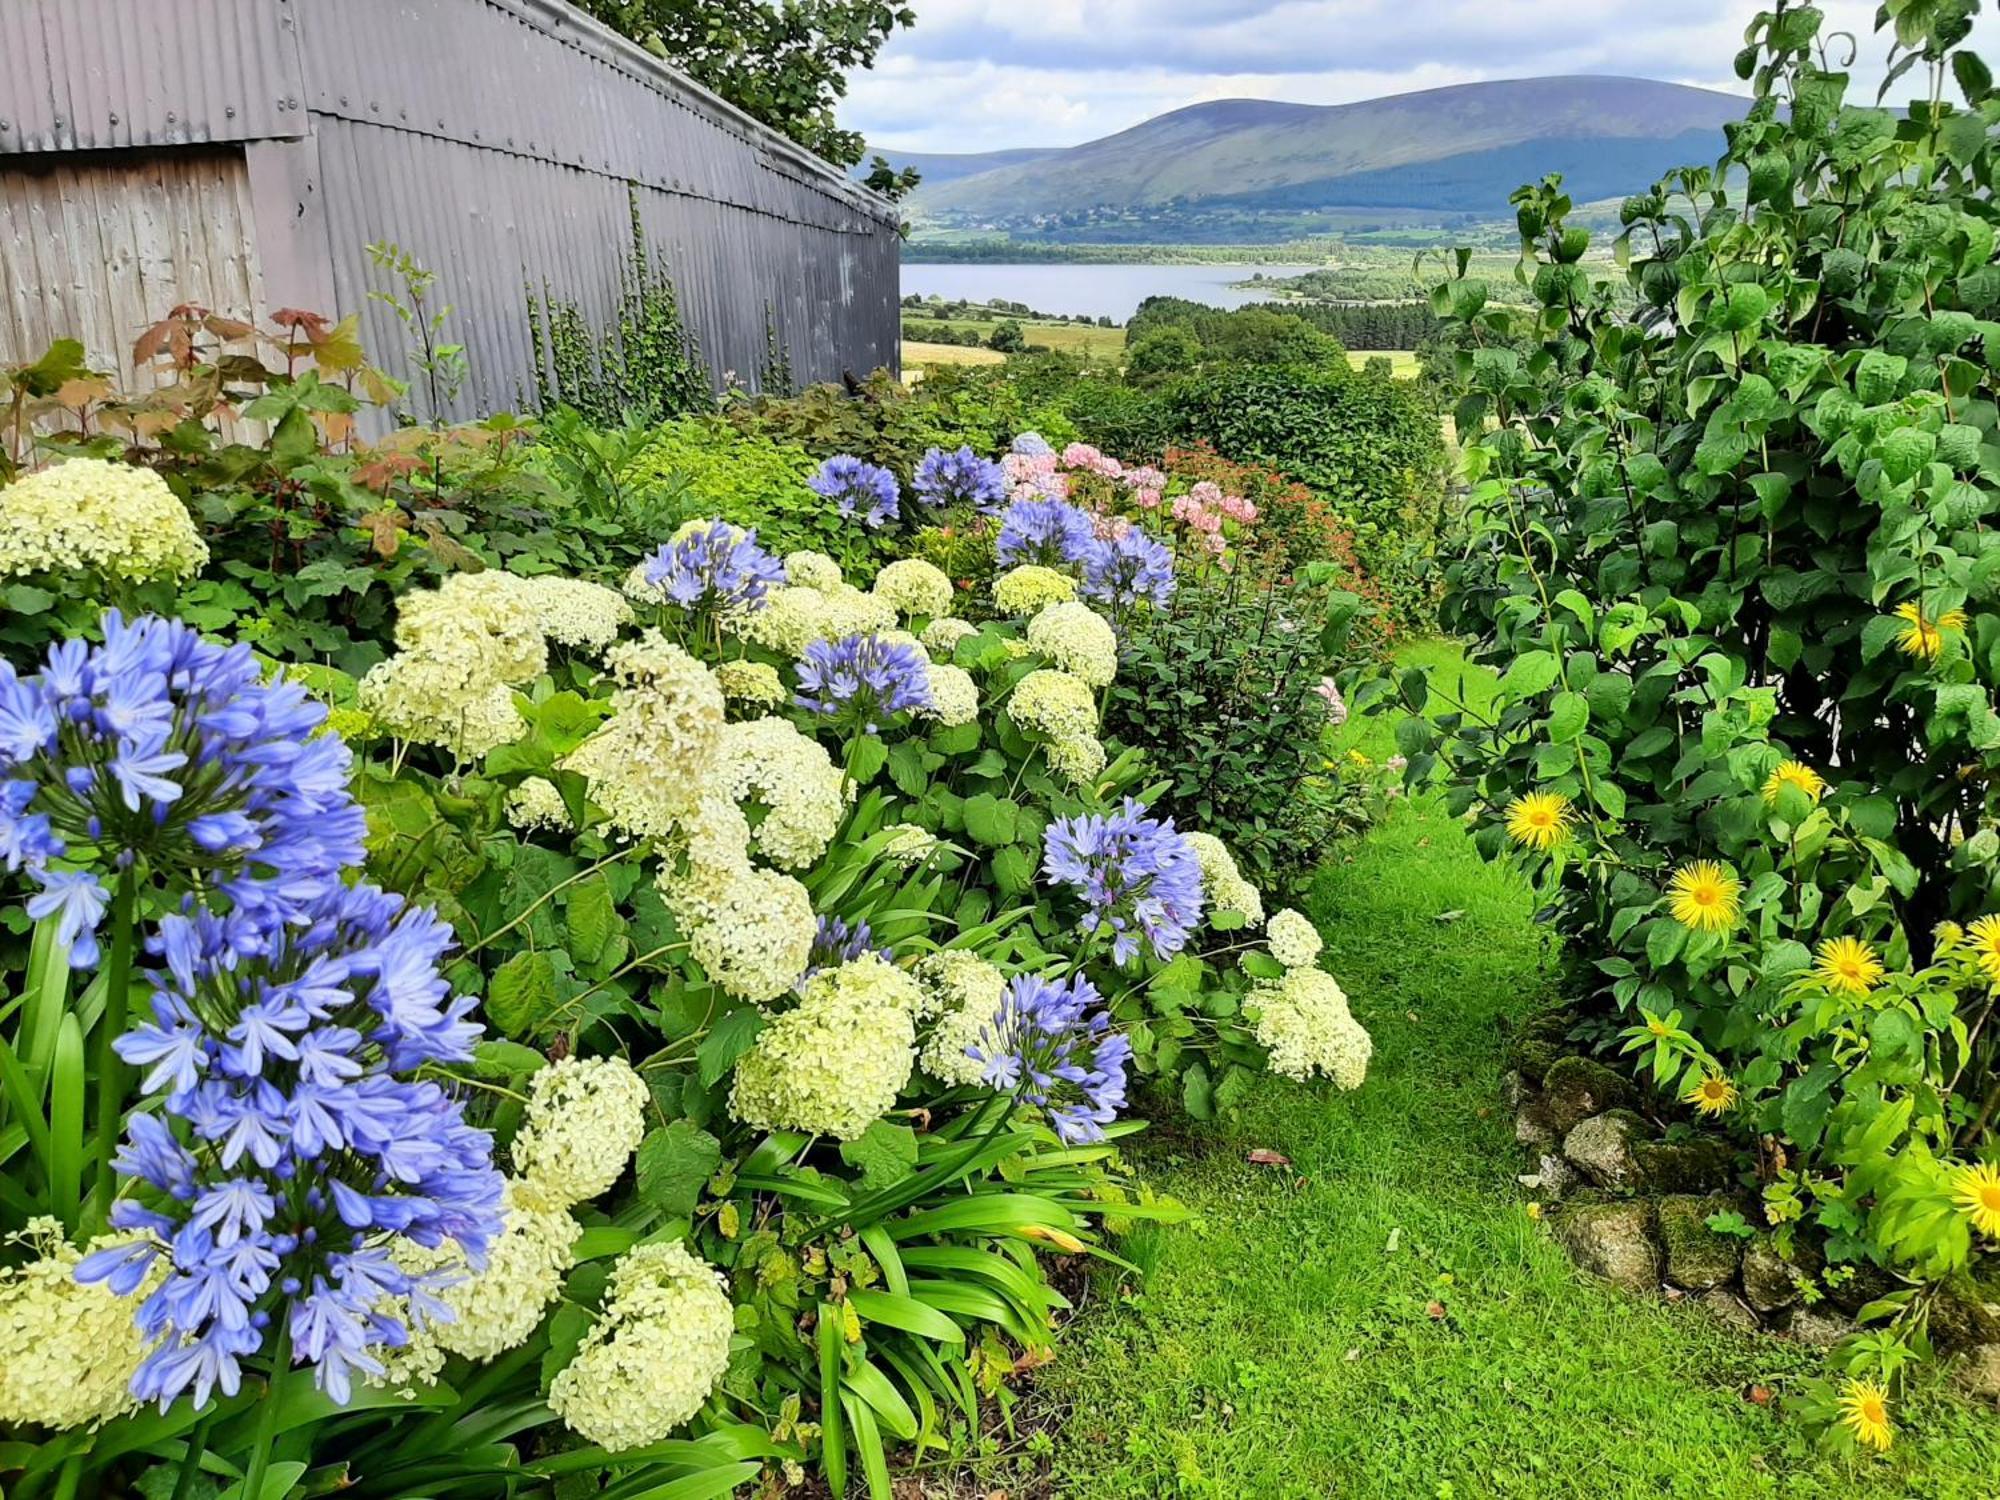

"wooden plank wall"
[0,148,267,392]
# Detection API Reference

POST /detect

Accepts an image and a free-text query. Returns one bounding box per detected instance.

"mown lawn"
[1016,641,2000,1499]
[1344,348,1422,379]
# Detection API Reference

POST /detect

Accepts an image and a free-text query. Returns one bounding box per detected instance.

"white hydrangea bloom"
[506,776,572,834]
[509,575,633,652]
[0,458,209,584]
[397,1178,580,1362]
[923,617,980,659]
[993,563,1078,616]
[655,786,757,927]
[561,632,726,840]
[873,558,955,618]
[732,586,826,655]
[358,654,525,760]
[0,1218,164,1430]
[706,717,846,869]
[1026,601,1118,688]
[687,866,817,1003]
[511,1056,650,1207]
[1185,832,1266,926]
[915,952,1007,1086]
[920,662,980,727]
[713,658,788,710]
[1266,908,1323,970]
[1008,669,1099,741]
[1044,733,1108,788]
[815,582,900,640]
[730,955,918,1139]
[1250,968,1371,1088]
[548,1241,734,1452]
[880,822,938,868]
[783,550,844,591]
[395,572,549,684]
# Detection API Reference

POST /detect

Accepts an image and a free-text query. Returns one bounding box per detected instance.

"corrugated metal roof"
[0,0,303,154]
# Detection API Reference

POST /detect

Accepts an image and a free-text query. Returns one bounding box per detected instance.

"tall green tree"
[574,0,915,172]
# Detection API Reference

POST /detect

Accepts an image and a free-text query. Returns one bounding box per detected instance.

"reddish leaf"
[1246,1149,1292,1167]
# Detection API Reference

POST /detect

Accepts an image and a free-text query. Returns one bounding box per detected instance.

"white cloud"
[844,0,1975,153]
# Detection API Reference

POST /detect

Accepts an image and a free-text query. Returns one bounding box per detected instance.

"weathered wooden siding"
[0,150,266,390]
[0,0,900,418]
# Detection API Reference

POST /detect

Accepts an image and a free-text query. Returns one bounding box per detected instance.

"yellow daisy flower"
[1682,1073,1737,1117]
[1967,915,2000,987]
[1892,602,1967,664]
[1951,1161,2000,1239]
[1761,759,1824,807]
[1504,791,1573,853]
[1812,936,1884,997]
[1837,1377,1894,1452]
[1666,861,1740,933]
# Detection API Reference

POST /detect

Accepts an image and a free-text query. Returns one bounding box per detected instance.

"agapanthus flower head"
[995,498,1096,567]
[641,519,787,615]
[799,914,889,991]
[809,455,901,529]
[0,611,366,965]
[968,972,1131,1144]
[1043,799,1205,965]
[1081,527,1176,609]
[794,632,934,736]
[914,446,1008,513]
[78,880,507,1411]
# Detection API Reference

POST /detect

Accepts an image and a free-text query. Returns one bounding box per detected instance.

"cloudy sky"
[843,1,1960,154]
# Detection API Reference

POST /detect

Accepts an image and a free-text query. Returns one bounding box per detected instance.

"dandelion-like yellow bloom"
[1966,915,2000,987]
[1682,1073,1737,1117]
[1837,1377,1894,1452]
[1812,936,1884,997]
[1504,791,1573,852]
[1761,760,1825,807]
[1892,602,1967,664]
[1951,1161,2000,1239]
[1667,861,1740,932]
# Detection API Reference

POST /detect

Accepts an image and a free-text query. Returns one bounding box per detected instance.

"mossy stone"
[1555,1201,1660,1294]
[1631,1137,1737,1194]
[1539,1055,1635,1135]
[1655,1195,1741,1291]
[1506,1037,1564,1087]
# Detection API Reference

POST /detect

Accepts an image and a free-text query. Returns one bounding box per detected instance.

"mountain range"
[874,76,1748,241]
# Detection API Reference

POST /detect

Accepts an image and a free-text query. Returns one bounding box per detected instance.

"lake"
[899,263,1315,322]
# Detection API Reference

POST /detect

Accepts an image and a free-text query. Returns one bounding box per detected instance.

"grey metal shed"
[0,0,902,417]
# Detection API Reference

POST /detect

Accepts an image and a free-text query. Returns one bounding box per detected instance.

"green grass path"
[1033,643,1998,1500]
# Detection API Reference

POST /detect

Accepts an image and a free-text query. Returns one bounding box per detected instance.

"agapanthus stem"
[240,1320,292,1500]
[171,1407,220,1500]
[87,865,137,1226]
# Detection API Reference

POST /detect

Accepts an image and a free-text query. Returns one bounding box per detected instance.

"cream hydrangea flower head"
[561,632,726,840]
[994,563,1078,615]
[512,1056,650,1207]
[505,776,572,834]
[654,784,757,928]
[0,1218,165,1430]
[923,616,980,659]
[395,572,549,684]
[783,549,844,592]
[0,457,209,584]
[1044,732,1108,788]
[687,866,817,1003]
[1026,601,1118,688]
[1008,669,1099,741]
[706,717,847,869]
[399,1177,581,1363]
[921,662,980,727]
[357,653,525,760]
[1250,968,1370,1088]
[714,658,788,711]
[731,584,827,655]
[548,1240,734,1452]
[873,557,955,618]
[1184,832,1265,926]
[730,954,918,1138]
[1266,909,1323,970]
[508,574,633,652]
[814,582,900,640]
[880,822,939,868]
[915,951,1007,1087]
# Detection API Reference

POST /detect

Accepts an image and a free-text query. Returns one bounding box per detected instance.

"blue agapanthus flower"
[1010,432,1054,458]
[913,446,1007,513]
[968,972,1131,1144]
[78,881,506,1410]
[1042,799,1205,965]
[995,498,1096,568]
[1081,528,1176,609]
[809,455,901,529]
[797,914,889,991]
[643,520,787,614]
[794,633,934,736]
[0,612,365,965]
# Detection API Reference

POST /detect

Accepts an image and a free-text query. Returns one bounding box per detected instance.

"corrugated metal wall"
[0,0,901,418]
